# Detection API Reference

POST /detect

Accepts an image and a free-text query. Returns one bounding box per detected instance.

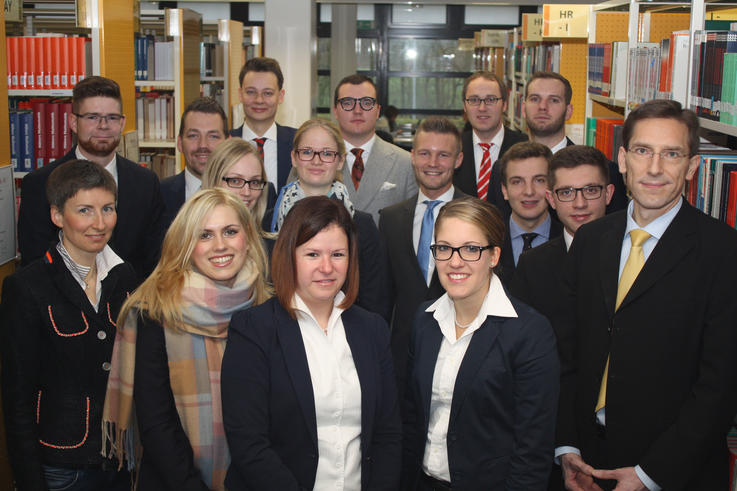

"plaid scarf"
[270,180,355,232]
[102,265,257,490]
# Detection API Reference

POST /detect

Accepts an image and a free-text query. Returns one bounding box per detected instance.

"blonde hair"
[117,188,271,328]
[202,138,269,228]
[293,119,346,184]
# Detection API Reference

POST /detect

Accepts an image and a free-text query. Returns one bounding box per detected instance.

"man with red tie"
[453,71,528,217]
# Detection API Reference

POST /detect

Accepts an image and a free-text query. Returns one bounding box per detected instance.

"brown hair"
[72,76,122,114]
[178,97,228,138]
[293,118,347,157]
[623,99,699,157]
[271,197,359,318]
[47,159,117,210]
[499,141,553,184]
[333,74,377,106]
[526,71,573,106]
[549,145,610,188]
[462,71,508,103]
[239,57,285,89]
[413,116,462,154]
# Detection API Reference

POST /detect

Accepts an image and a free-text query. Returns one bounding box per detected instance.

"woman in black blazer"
[401,197,560,490]
[222,196,401,490]
[0,160,137,491]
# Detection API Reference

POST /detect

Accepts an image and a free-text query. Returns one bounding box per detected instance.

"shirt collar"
[563,229,574,251]
[550,136,568,154]
[417,185,455,207]
[472,126,505,147]
[625,196,682,240]
[345,134,376,159]
[184,167,202,198]
[293,291,347,333]
[508,213,551,240]
[242,121,278,140]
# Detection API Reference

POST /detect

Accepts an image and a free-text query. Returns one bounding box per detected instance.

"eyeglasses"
[295,148,340,163]
[627,146,689,162]
[430,244,494,262]
[74,113,124,125]
[464,96,502,107]
[337,97,377,111]
[221,177,267,190]
[554,185,604,202]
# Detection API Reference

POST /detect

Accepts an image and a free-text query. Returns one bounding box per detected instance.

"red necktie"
[477,143,492,200]
[253,138,266,159]
[351,148,364,190]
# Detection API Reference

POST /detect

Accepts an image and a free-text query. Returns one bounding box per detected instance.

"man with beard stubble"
[18,76,165,280]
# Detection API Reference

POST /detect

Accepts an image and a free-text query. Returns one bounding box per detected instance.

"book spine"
[59,103,73,155]
[46,102,60,163]
[33,101,47,169]
[19,111,34,172]
[9,112,20,171]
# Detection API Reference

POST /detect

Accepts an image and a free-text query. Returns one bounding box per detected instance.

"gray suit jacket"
[342,137,418,224]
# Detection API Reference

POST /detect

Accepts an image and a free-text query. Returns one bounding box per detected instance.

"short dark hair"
[72,76,122,114]
[238,57,284,89]
[499,141,553,184]
[46,159,117,210]
[333,74,378,106]
[623,99,699,157]
[549,145,610,188]
[527,71,573,106]
[271,197,360,318]
[384,105,399,119]
[413,116,462,154]
[178,97,228,138]
[462,71,508,103]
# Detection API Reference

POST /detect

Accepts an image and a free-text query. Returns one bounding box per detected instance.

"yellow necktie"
[595,229,651,413]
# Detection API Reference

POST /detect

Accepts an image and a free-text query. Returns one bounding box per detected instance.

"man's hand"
[560,453,603,491]
[590,467,647,491]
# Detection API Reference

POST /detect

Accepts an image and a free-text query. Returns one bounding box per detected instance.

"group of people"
[1,54,736,491]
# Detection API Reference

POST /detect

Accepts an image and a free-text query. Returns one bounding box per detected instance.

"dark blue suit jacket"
[221,297,402,491]
[159,171,186,231]
[229,122,297,192]
[401,294,560,490]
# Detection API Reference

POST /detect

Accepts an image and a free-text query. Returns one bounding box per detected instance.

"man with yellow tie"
[555,99,737,491]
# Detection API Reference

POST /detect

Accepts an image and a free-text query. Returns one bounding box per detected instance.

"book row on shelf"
[139,151,177,180]
[587,42,631,101]
[6,35,92,91]
[201,41,226,78]
[8,99,73,172]
[513,43,561,78]
[134,34,174,81]
[692,30,737,124]
[136,92,176,142]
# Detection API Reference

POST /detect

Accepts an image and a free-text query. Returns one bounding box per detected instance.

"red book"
[58,102,73,155]
[601,43,613,97]
[77,37,89,83]
[727,171,737,229]
[70,36,79,87]
[45,102,61,163]
[34,36,45,89]
[26,37,36,90]
[42,36,53,89]
[7,37,17,89]
[50,37,62,89]
[32,100,48,169]
[60,36,70,89]
[18,37,28,89]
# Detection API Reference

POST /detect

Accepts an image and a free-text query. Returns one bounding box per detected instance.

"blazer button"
[97,330,107,340]
[102,362,111,371]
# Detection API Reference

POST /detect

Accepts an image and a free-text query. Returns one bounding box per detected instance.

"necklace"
[455,317,474,329]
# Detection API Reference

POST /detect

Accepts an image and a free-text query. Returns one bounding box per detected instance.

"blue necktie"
[417,200,441,284]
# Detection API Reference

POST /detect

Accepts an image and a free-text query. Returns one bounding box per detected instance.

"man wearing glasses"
[556,100,737,491]
[333,74,417,225]
[453,71,528,217]
[18,76,164,280]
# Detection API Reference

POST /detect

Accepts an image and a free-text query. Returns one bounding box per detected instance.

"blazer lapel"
[398,197,427,282]
[356,140,393,209]
[415,319,443,427]
[342,308,376,452]
[275,306,318,447]
[600,216,626,315]
[455,131,477,196]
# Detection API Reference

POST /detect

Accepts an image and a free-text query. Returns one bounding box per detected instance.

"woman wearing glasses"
[266,118,391,320]
[401,197,559,490]
[202,138,269,233]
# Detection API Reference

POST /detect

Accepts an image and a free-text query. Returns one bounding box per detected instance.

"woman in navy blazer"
[222,196,401,490]
[401,197,560,490]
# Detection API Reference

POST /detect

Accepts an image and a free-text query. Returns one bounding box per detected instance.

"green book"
[585,117,597,147]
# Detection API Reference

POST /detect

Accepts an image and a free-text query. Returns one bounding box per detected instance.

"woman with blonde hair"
[102,188,270,491]
[202,137,270,230]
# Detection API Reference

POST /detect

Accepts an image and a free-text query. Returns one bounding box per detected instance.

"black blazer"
[453,127,528,217]
[402,294,559,490]
[159,171,186,230]
[230,123,297,192]
[0,247,136,490]
[222,297,402,491]
[497,215,563,286]
[377,188,467,399]
[557,202,737,489]
[18,147,165,279]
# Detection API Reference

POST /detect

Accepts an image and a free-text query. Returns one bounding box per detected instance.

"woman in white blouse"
[401,196,560,490]
[221,196,401,491]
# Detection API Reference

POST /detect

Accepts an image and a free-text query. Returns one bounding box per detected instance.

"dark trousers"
[43,465,130,491]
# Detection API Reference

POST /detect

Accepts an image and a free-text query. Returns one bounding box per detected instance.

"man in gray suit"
[334,74,417,224]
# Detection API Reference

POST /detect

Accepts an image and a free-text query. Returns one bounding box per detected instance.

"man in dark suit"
[229,57,296,207]
[496,142,562,285]
[453,71,528,217]
[378,116,466,398]
[18,76,164,279]
[523,71,627,212]
[160,97,228,229]
[557,100,737,491]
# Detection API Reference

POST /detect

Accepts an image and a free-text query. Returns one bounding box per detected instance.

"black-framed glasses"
[627,146,689,162]
[295,148,340,163]
[73,113,124,125]
[464,96,502,107]
[430,244,494,262]
[221,177,266,190]
[337,96,377,111]
[554,185,604,202]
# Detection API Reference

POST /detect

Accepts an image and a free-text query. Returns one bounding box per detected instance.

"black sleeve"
[399,307,426,490]
[139,177,166,279]
[18,171,55,266]
[0,275,48,491]
[356,213,393,322]
[134,316,209,491]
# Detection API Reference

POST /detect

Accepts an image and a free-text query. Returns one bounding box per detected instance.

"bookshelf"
[200,19,245,129]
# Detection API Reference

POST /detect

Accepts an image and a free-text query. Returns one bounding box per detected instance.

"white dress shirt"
[345,135,377,174]
[242,122,278,189]
[294,292,362,491]
[412,186,455,285]
[471,126,505,183]
[76,147,118,184]
[422,275,518,481]
[550,136,568,154]
[184,167,201,201]
[563,229,574,251]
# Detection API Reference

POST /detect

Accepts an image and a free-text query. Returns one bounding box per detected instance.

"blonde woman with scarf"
[102,188,271,490]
